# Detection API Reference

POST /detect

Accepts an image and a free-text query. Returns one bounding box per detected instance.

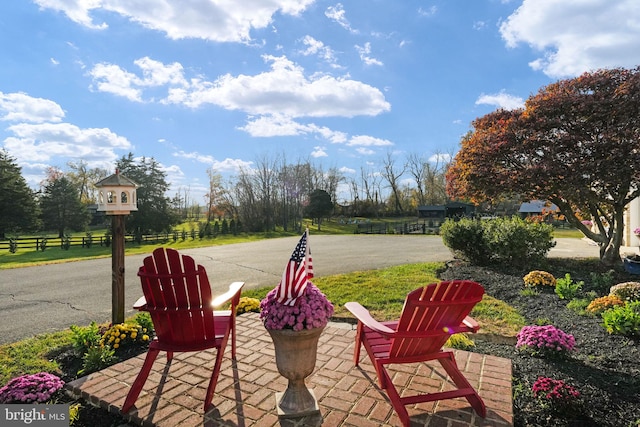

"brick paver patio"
[66,313,513,426]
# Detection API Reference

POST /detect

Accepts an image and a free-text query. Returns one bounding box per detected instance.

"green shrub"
[520,288,540,297]
[134,312,154,337]
[566,297,592,315]
[79,345,115,375]
[609,282,640,302]
[441,216,555,267]
[601,301,640,337]
[555,273,583,300]
[69,322,101,356]
[440,218,490,265]
[483,216,555,266]
[588,270,615,294]
[9,238,17,253]
[444,333,475,350]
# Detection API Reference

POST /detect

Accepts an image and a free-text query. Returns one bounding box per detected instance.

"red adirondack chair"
[345,280,486,426]
[122,247,244,413]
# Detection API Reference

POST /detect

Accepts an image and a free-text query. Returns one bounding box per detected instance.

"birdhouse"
[95,170,138,215]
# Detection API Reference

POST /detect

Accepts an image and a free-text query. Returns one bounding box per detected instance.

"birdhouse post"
[95,170,138,324]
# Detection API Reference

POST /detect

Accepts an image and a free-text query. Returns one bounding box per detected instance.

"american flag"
[276,229,313,306]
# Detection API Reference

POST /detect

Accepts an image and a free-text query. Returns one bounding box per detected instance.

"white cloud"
[418,6,437,17]
[0,92,131,184]
[500,0,640,77]
[325,3,358,34]
[299,35,340,68]
[4,122,130,165]
[473,21,487,31]
[428,153,451,163]
[355,43,383,66]
[33,0,314,43]
[89,63,144,102]
[347,135,393,147]
[95,55,391,119]
[239,115,348,143]
[33,0,108,30]
[339,166,356,174]
[355,147,375,155]
[0,92,65,123]
[89,57,187,102]
[173,150,253,172]
[311,146,328,158]
[475,91,524,110]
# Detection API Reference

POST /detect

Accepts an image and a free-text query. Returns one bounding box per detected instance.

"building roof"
[518,200,558,213]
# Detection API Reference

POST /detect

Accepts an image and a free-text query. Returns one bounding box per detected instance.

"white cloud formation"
[355,43,383,66]
[89,57,187,102]
[299,35,340,68]
[475,91,524,110]
[92,55,391,119]
[418,6,437,17]
[500,0,640,77]
[0,91,131,185]
[4,122,130,164]
[173,151,253,172]
[239,114,348,142]
[347,135,393,147]
[0,92,65,123]
[311,146,328,158]
[325,3,358,34]
[33,0,314,42]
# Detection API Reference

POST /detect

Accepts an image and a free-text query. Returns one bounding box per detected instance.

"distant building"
[518,200,559,219]
[417,202,475,222]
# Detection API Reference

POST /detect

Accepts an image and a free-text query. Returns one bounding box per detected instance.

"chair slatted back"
[390,280,484,359]
[138,247,216,346]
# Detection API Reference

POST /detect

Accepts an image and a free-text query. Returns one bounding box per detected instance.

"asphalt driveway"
[0,235,603,344]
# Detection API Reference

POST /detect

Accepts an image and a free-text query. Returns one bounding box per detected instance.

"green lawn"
[0,261,525,386]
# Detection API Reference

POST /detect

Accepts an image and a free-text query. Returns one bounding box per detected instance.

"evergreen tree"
[39,176,89,238]
[0,150,40,239]
[116,153,180,234]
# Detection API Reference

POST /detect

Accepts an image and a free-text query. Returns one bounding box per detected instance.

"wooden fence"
[0,233,175,252]
[355,221,438,235]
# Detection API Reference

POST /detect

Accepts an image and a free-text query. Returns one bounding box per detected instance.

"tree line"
[0,150,451,239]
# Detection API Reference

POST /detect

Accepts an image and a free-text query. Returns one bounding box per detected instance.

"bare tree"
[66,160,108,204]
[205,167,225,222]
[424,151,452,205]
[406,153,427,206]
[381,152,406,214]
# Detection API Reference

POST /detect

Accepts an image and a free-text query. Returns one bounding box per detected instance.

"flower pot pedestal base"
[275,388,320,418]
[267,326,324,418]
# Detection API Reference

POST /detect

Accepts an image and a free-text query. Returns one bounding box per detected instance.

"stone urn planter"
[266,326,324,417]
[259,230,334,418]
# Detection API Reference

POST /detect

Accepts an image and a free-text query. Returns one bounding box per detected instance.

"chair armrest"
[462,315,480,332]
[442,316,480,335]
[212,282,245,308]
[344,302,396,337]
[133,296,147,310]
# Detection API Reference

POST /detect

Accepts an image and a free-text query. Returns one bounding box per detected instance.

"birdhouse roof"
[95,171,138,188]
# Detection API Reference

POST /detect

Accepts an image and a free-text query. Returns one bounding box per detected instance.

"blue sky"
[2,0,640,203]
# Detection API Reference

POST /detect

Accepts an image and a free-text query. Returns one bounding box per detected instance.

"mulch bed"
[440,258,640,427]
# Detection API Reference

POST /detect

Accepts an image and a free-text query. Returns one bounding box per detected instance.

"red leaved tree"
[447,67,640,266]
